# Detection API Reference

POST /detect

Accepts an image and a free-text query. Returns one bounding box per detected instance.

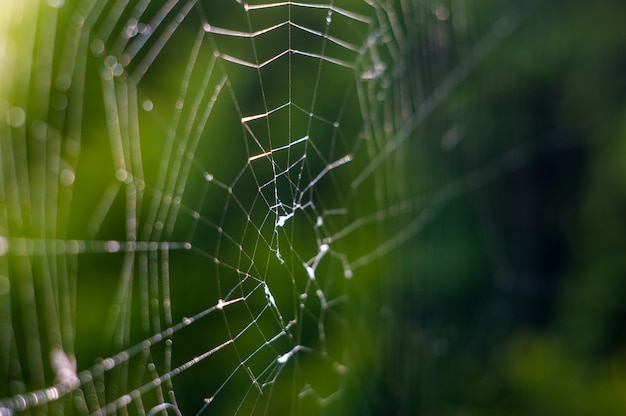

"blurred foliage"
[351,1,626,415]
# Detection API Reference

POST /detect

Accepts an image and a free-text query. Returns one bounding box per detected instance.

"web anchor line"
[0,238,192,256]
[0,299,243,413]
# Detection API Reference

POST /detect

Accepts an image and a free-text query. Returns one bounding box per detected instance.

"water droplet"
[105,241,121,253]
[111,63,124,77]
[30,120,47,139]
[66,240,81,254]
[433,5,450,21]
[56,73,72,90]
[90,39,105,56]
[6,107,25,128]
[102,358,115,370]
[115,169,129,182]
[137,23,151,35]
[142,99,153,111]
[60,169,75,186]
[104,55,117,68]
[47,0,64,8]
[125,19,138,38]
[70,13,84,30]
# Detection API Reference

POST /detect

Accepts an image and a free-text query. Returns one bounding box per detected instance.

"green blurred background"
[351,1,626,415]
[2,0,626,415]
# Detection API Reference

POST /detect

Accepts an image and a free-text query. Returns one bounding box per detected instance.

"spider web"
[0,0,540,414]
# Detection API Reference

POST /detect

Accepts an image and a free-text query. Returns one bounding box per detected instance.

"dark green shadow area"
[345,1,626,415]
